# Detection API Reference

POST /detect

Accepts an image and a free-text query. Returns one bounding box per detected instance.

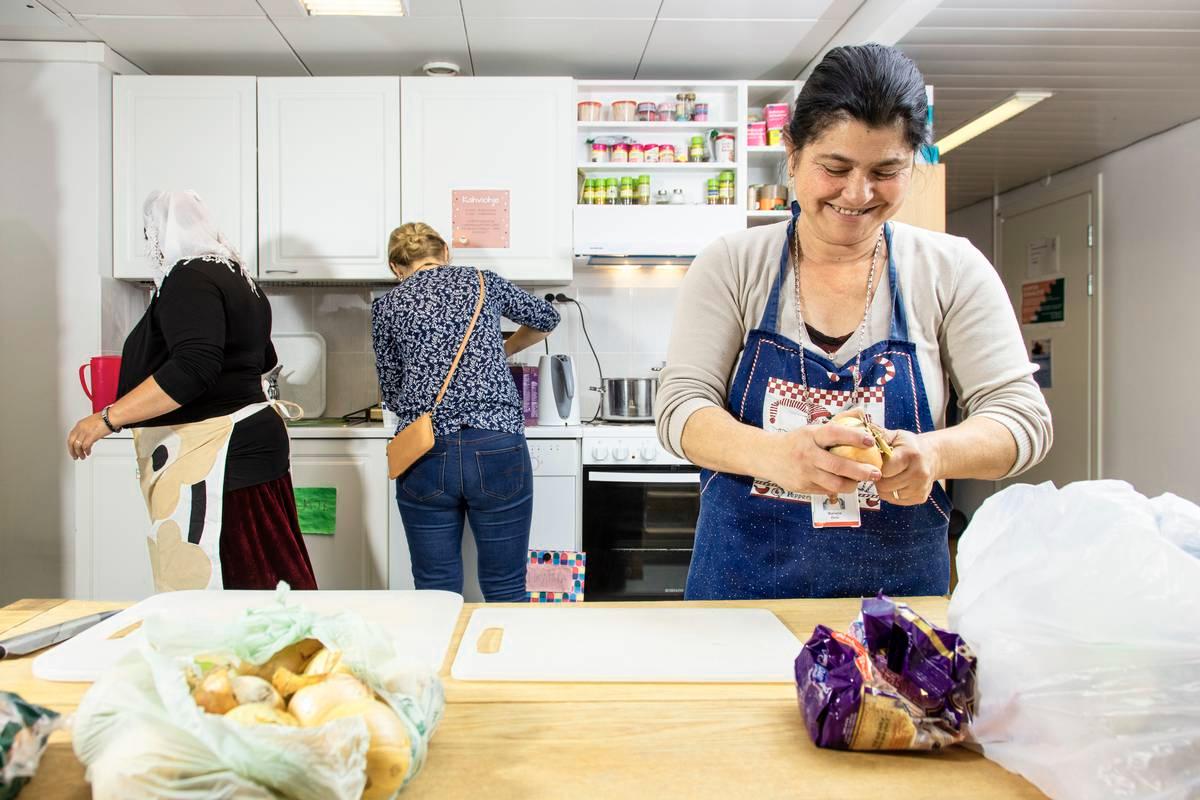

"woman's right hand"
[763,424,883,496]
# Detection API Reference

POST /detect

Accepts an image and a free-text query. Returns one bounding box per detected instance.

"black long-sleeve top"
[117,258,287,490]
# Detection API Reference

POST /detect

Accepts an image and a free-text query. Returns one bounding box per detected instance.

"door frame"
[997,173,1103,480]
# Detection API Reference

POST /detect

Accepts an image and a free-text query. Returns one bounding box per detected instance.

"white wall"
[949,116,1200,508]
[0,57,115,602]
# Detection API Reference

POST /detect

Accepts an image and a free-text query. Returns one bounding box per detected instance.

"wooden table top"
[0,597,1043,799]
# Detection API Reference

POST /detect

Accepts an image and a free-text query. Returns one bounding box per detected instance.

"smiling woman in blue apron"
[655,44,1053,600]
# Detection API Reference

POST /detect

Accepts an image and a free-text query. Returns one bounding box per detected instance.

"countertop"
[0,597,1044,800]
[107,422,587,440]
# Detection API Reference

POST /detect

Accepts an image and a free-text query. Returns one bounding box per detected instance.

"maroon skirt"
[219,472,318,590]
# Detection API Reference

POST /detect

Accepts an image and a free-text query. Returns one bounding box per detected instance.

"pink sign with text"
[451,189,510,248]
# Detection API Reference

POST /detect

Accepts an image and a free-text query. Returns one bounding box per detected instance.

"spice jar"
[628,143,644,163]
[748,184,761,209]
[674,93,689,121]
[590,142,609,163]
[604,178,619,205]
[618,176,635,205]
[581,179,592,205]
[577,101,602,121]
[636,102,657,122]
[659,143,676,163]
[706,178,719,205]
[611,100,637,122]
[684,92,696,120]
[658,101,675,122]
[643,143,660,163]
[670,188,686,205]
[693,102,709,121]
[688,135,705,163]
[655,189,670,205]
[637,175,651,205]
[611,143,629,163]
[718,171,734,205]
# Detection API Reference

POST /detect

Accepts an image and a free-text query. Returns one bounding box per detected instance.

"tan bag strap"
[433,269,486,408]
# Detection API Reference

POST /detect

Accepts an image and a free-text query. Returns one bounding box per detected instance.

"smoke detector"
[422,61,460,77]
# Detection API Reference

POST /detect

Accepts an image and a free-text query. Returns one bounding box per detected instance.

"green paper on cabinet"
[294,487,336,535]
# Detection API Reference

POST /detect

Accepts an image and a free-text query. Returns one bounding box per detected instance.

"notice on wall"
[1021,276,1066,326]
[451,189,510,248]
[1026,236,1059,279]
[294,487,336,536]
[1029,339,1052,389]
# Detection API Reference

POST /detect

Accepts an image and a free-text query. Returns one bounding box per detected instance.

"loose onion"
[302,647,354,678]
[231,675,283,709]
[317,699,412,799]
[241,638,323,680]
[192,667,237,715]
[287,674,372,727]
[224,702,299,727]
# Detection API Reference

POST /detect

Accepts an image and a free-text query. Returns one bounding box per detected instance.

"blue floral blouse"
[372,266,560,436]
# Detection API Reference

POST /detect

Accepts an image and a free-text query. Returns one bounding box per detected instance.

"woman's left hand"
[67,413,113,461]
[875,429,941,506]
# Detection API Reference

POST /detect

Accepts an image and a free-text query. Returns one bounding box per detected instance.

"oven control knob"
[531,454,543,471]
[614,446,630,461]
[640,445,658,461]
[592,445,609,461]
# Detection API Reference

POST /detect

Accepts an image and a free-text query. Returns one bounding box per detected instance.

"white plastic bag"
[948,480,1200,800]
[73,588,444,800]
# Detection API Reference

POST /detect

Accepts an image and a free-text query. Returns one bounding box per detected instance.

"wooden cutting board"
[33,589,463,682]
[451,606,802,683]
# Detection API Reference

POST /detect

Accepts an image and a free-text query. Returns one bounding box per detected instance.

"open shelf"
[578,121,739,131]
[577,162,736,171]
[747,210,790,218]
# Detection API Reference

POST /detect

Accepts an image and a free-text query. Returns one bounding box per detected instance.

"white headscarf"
[143,190,255,293]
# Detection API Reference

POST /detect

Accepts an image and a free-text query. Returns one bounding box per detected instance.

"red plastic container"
[79,355,121,413]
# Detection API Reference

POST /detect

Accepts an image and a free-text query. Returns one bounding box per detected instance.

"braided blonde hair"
[387,222,448,277]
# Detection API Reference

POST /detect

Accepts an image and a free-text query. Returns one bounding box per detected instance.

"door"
[113,76,257,279]
[81,439,155,600]
[289,439,389,590]
[401,77,574,283]
[258,78,400,281]
[999,190,1098,486]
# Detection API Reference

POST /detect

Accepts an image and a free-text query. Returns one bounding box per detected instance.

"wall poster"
[451,189,510,248]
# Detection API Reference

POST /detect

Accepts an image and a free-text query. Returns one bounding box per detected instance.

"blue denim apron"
[686,207,951,600]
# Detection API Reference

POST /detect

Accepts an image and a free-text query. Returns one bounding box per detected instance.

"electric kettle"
[537,354,580,426]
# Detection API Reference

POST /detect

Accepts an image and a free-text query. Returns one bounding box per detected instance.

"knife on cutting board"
[0,610,120,659]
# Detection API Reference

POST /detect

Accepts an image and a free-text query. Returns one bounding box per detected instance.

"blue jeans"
[395,428,532,602]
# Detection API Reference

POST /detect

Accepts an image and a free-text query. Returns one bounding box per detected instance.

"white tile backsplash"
[251,267,686,419]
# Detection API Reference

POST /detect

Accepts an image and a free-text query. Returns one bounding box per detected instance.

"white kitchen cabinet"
[401,77,574,283]
[113,76,258,279]
[75,436,389,600]
[289,438,389,590]
[258,78,400,281]
[74,438,154,600]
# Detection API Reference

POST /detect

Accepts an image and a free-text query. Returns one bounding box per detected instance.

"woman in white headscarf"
[66,190,317,591]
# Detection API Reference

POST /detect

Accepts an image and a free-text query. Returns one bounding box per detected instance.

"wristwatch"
[101,404,122,433]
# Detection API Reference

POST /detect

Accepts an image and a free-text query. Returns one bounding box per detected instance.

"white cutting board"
[33,590,463,683]
[271,331,326,417]
[450,607,801,683]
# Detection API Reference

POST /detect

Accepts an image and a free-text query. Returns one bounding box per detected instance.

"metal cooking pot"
[594,377,658,421]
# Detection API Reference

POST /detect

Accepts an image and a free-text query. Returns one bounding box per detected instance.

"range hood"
[573,205,745,262]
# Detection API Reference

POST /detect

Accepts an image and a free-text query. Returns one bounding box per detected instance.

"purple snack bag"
[794,593,976,751]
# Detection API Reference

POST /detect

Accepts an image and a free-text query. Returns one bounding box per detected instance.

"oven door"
[582,465,700,600]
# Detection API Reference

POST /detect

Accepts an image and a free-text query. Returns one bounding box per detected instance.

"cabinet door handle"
[265,268,299,274]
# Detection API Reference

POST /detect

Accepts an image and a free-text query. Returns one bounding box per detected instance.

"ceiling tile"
[657,0,833,20]
[57,0,263,15]
[76,17,306,75]
[467,18,652,78]
[919,7,1200,30]
[0,0,91,38]
[462,0,659,19]
[273,15,470,75]
[638,18,829,80]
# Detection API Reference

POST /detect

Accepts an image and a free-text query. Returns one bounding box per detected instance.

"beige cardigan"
[655,219,1052,477]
